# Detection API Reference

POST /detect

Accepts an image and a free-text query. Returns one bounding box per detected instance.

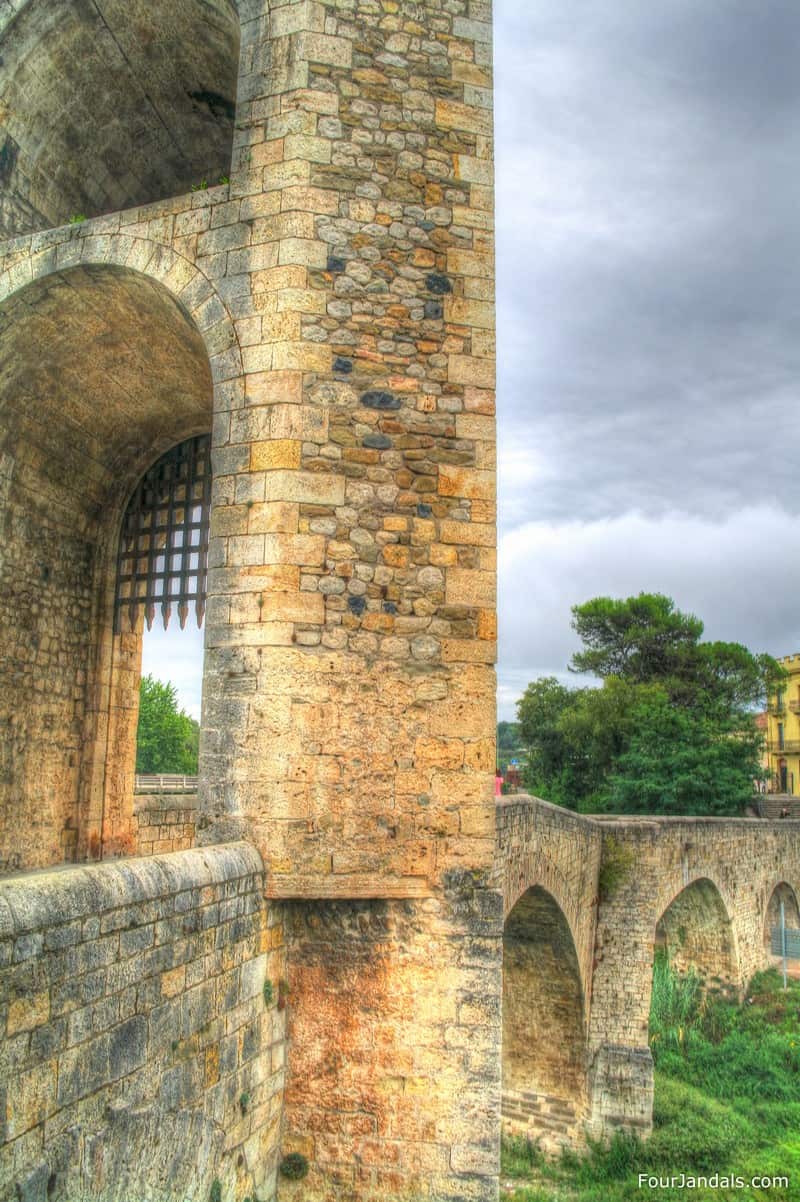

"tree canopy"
[135,674,199,775]
[517,593,780,816]
[497,720,522,753]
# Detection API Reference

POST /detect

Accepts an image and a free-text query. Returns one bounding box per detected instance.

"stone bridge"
[0,0,798,1199]
[494,797,800,1151]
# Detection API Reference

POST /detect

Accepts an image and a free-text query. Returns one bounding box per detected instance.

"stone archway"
[0,0,241,238]
[0,261,219,871]
[764,882,800,970]
[655,877,740,995]
[502,884,588,1151]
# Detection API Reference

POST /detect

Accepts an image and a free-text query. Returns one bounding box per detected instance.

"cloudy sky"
[494,0,800,718]
[147,0,800,722]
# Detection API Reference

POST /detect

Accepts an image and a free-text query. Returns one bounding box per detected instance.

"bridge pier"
[587,1044,654,1142]
[280,878,504,1202]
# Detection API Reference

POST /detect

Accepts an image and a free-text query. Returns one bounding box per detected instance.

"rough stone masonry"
[0,1,501,1198]
[0,2,798,1201]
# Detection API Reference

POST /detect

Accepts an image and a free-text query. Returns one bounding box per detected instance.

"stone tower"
[0,1,499,1198]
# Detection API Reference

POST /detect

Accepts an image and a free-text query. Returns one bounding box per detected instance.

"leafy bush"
[651,958,800,1103]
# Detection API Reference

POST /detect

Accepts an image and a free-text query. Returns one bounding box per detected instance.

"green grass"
[502,965,800,1201]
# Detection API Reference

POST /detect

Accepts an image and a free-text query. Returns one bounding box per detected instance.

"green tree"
[135,675,199,774]
[558,678,663,810]
[603,692,763,816]
[496,720,524,774]
[516,593,775,816]
[497,721,521,753]
[570,593,783,713]
[570,593,703,685]
[517,677,572,801]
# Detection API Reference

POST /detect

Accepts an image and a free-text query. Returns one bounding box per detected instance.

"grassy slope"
[502,968,800,1202]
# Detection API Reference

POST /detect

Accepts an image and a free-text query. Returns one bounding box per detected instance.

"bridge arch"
[0,0,243,238]
[0,251,237,872]
[654,876,741,995]
[763,881,800,967]
[504,849,582,935]
[502,884,589,1151]
[0,236,241,385]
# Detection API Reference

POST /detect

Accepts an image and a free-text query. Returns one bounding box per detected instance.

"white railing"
[134,774,198,793]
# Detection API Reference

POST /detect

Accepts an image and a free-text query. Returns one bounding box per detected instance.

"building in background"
[766,655,800,796]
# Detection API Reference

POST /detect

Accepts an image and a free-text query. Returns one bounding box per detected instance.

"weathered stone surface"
[0,0,239,239]
[134,793,197,857]
[0,845,284,1202]
[360,389,401,411]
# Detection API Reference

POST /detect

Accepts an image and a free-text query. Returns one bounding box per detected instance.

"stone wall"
[134,792,198,856]
[0,473,92,867]
[280,878,503,1202]
[0,844,286,1202]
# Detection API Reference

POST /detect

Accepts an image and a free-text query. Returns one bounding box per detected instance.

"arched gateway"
[0,260,224,870]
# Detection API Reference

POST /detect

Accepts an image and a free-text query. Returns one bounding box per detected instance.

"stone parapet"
[133,792,198,856]
[0,844,286,1202]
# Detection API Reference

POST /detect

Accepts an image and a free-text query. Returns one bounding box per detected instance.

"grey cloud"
[495,0,800,530]
[497,506,800,719]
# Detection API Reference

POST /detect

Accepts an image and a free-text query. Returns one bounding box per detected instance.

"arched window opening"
[502,886,588,1152]
[0,0,241,238]
[118,437,211,835]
